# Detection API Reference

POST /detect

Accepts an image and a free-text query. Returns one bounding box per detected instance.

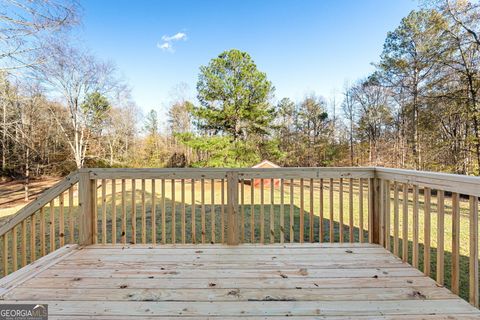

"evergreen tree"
[184,49,277,166]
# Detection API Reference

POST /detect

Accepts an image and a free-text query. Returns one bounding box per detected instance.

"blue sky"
[80,0,417,116]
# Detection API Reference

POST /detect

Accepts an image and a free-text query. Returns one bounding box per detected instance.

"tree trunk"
[2,101,6,171]
[349,118,354,166]
[24,147,29,201]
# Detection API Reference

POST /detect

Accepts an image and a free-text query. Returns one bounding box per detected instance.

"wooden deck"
[0,243,479,319]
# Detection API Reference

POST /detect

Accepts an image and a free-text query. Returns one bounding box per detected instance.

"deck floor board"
[1,243,479,319]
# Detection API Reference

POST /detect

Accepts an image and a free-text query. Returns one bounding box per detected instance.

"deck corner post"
[369,177,381,244]
[78,170,94,245]
[226,171,239,245]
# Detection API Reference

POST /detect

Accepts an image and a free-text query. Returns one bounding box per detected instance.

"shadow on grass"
[98,191,368,245]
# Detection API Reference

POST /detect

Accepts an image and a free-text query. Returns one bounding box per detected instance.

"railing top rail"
[375,167,480,197]
[0,172,79,237]
[84,167,376,180]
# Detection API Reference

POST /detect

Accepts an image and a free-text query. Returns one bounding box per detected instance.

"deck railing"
[0,167,479,306]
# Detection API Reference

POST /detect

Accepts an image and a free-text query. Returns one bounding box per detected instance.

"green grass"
[0,179,477,303]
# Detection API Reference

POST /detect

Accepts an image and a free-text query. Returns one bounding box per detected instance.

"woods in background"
[1,0,480,185]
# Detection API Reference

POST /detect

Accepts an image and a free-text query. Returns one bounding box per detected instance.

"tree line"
[1,0,480,194]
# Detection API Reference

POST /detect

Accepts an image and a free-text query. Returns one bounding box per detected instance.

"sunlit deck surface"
[1,243,479,319]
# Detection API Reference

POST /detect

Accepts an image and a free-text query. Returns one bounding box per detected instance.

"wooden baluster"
[201,178,206,244]
[299,178,304,243]
[181,179,186,244]
[270,178,275,243]
[151,179,157,245]
[40,207,45,256]
[437,190,445,285]
[112,179,116,244]
[141,179,146,244]
[241,179,245,243]
[151,179,156,245]
[102,179,107,244]
[384,180,391,251]
[339,178,344,243]
[348,179,354,243]
[221,178,225,243]
[250,179,255,243]
[192,178,196,244]
[30,213,36,261]
[393,182,399,256]
[121,179,126,244]
[50,199,55,252]
[319,178,324,243]
[469,195,479,307]
[379,180,384,247]
[161,179,166,244]
[309,178,314,242]
[171,179,176,244]
[260,179,265,244]
[368,178,374,243]
[359,178,364,243]
[290,179,294,243]
[131,179,136,244]
[412,185,419,268]
[59,192,64,247]
[3,233,8,276]
[68,187,74,243]
[12,225,17,271]
[226,171,239,245]
[402,184,408,262]
[21,220,26,266]
[211,179,215,243]
[92,180,98,244]
[280,179,285,244]
[329,178,334,243]
[451,192,460,295]
[424,187,431,276]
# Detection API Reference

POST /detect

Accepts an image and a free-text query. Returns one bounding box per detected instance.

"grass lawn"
[0,178,477,302]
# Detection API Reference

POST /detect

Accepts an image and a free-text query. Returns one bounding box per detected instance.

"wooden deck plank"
[53,259,409,269]
[2,300,478,316]
[48,316,480,320]
[85,243,381,248]
[1,243,478,318]
[20,276,439,289]
[2,286,458,301]
[38,267,423,278]
[72,247,390,255]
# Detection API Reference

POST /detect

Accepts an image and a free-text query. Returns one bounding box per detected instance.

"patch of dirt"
[0,177,60,209]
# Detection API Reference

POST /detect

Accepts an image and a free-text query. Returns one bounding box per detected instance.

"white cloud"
[158,32,187,53]
[161,32,187,42]
[157,42,173,52]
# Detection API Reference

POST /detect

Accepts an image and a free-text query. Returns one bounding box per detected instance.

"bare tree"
[342,82,356,166]
[351,76,392,165]
[34,41,121,168]
[0,0,78,71]
[103,92,139,166]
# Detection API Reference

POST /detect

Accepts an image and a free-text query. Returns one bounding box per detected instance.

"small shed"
[250,160,281,188]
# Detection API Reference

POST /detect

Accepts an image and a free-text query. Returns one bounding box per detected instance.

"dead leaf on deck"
[298,268,308,276]
[409,290,427,300]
